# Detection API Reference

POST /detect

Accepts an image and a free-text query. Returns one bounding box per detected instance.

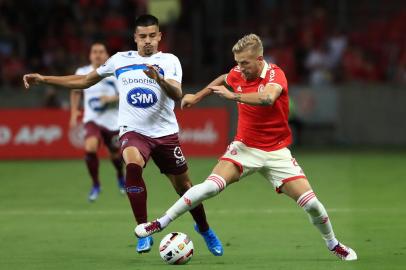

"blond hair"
[232,34,263,56]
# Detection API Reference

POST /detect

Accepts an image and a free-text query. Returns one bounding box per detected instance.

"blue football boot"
[88,186,100,202]
[117,176,126,194]
[194,224,224,256]
[136,236,154,253]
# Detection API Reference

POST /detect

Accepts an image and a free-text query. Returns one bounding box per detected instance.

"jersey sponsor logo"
[122,77,156,86]
[126,87,158,108]
[88,97,108,112]
[269,69,276,82]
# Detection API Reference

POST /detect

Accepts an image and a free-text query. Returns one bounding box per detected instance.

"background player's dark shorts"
[84,121,120,152]
[119,131,188,175]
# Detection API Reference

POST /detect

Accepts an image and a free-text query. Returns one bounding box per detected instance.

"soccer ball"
[159,232,194,265]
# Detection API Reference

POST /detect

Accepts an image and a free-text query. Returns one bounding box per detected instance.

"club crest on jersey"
[258,84,264,92]
[88,97,107,112]
[237,86,242,92]
[127,87,157,108]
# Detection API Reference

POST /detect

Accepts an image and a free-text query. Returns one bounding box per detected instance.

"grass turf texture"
[0,149,405,270]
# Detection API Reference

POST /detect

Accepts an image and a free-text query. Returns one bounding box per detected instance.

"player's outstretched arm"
[69,90,82,128]
[210,83,283,106]
[180,74,227,109]
[23,70,102,90]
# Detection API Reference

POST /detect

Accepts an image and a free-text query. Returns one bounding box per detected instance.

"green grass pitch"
[0,149,405,270]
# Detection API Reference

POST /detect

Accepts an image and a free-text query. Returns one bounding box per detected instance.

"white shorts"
[220,141,306,193]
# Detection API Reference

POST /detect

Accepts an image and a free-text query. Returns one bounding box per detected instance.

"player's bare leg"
[166,172,224,256]
[122,146,152,253]
[84,136,100,201]
[135,160,240,237]
[281,178,357,261]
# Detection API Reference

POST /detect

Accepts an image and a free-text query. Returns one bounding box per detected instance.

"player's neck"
[91,63,101,69]
[138,51,159,57]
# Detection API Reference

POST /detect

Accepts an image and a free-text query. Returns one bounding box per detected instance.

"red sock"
[111,157,124,179]
[125,163,147,224]
[85,152,100,187]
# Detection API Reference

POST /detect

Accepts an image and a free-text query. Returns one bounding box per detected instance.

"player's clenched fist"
[23,73,44,89]
[181,94,197,109]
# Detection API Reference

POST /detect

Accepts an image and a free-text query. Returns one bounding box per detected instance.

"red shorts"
[84,121,120,152]
[119,131,188,175]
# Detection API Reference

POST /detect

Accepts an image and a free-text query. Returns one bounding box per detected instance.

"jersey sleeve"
[164,55,182,83]
[96,54,117,78]
[267,66,287,91]
[225,67,239,91]
[75,67,84,76]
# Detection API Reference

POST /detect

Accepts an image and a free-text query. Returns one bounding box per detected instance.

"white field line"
[0,208,403,216]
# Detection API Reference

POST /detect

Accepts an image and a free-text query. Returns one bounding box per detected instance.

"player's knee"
[203,174,227,196]
[297,190,326,216]
[175,183,192,197]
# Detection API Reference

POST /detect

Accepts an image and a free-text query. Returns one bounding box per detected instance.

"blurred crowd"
[0,0,405,89]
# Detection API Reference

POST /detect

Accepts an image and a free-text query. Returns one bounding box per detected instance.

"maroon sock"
[125,163,147,224]
[111,157,124,179]
[85,152,100,187]
[177,190,210,232]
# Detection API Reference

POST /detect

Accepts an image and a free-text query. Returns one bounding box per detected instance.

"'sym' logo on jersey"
[127,87,158,108]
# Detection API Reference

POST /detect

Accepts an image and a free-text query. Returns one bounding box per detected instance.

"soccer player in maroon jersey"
[135,34,357,261]
[23,14,223,256]
[69,43,124,202]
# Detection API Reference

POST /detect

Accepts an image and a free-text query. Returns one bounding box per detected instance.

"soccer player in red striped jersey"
[135,34,357,261]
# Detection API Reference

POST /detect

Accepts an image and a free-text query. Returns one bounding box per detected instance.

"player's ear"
[157,31,162,42]
[133,32,137,43]
[257,55,264,61]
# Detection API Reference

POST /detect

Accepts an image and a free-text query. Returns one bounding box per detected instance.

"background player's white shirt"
[75,65,119,130]
[96,51,182,138]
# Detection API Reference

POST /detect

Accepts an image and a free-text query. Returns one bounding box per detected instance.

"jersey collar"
[260,61,268,79]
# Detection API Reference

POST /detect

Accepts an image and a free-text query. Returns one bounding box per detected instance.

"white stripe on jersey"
[75,65,119,130]
[96,51,182,138]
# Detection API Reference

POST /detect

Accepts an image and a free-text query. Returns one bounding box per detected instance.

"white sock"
[157,215,172,228]
[164,174,226,223]
[297,190,339,250]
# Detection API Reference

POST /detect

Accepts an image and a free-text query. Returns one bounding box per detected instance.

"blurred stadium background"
[0,1,406,270]
[1,0,406,154]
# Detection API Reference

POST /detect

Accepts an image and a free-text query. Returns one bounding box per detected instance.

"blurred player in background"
[23,15,223,256]
[70,43,125,202]
[135,34,357,261]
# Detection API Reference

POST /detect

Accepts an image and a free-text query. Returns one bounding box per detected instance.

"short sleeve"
[267,67,287,91]
[225,67,238,91]
[75,67,85,76]
[96,54,116,78]
[164,55,182,83]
